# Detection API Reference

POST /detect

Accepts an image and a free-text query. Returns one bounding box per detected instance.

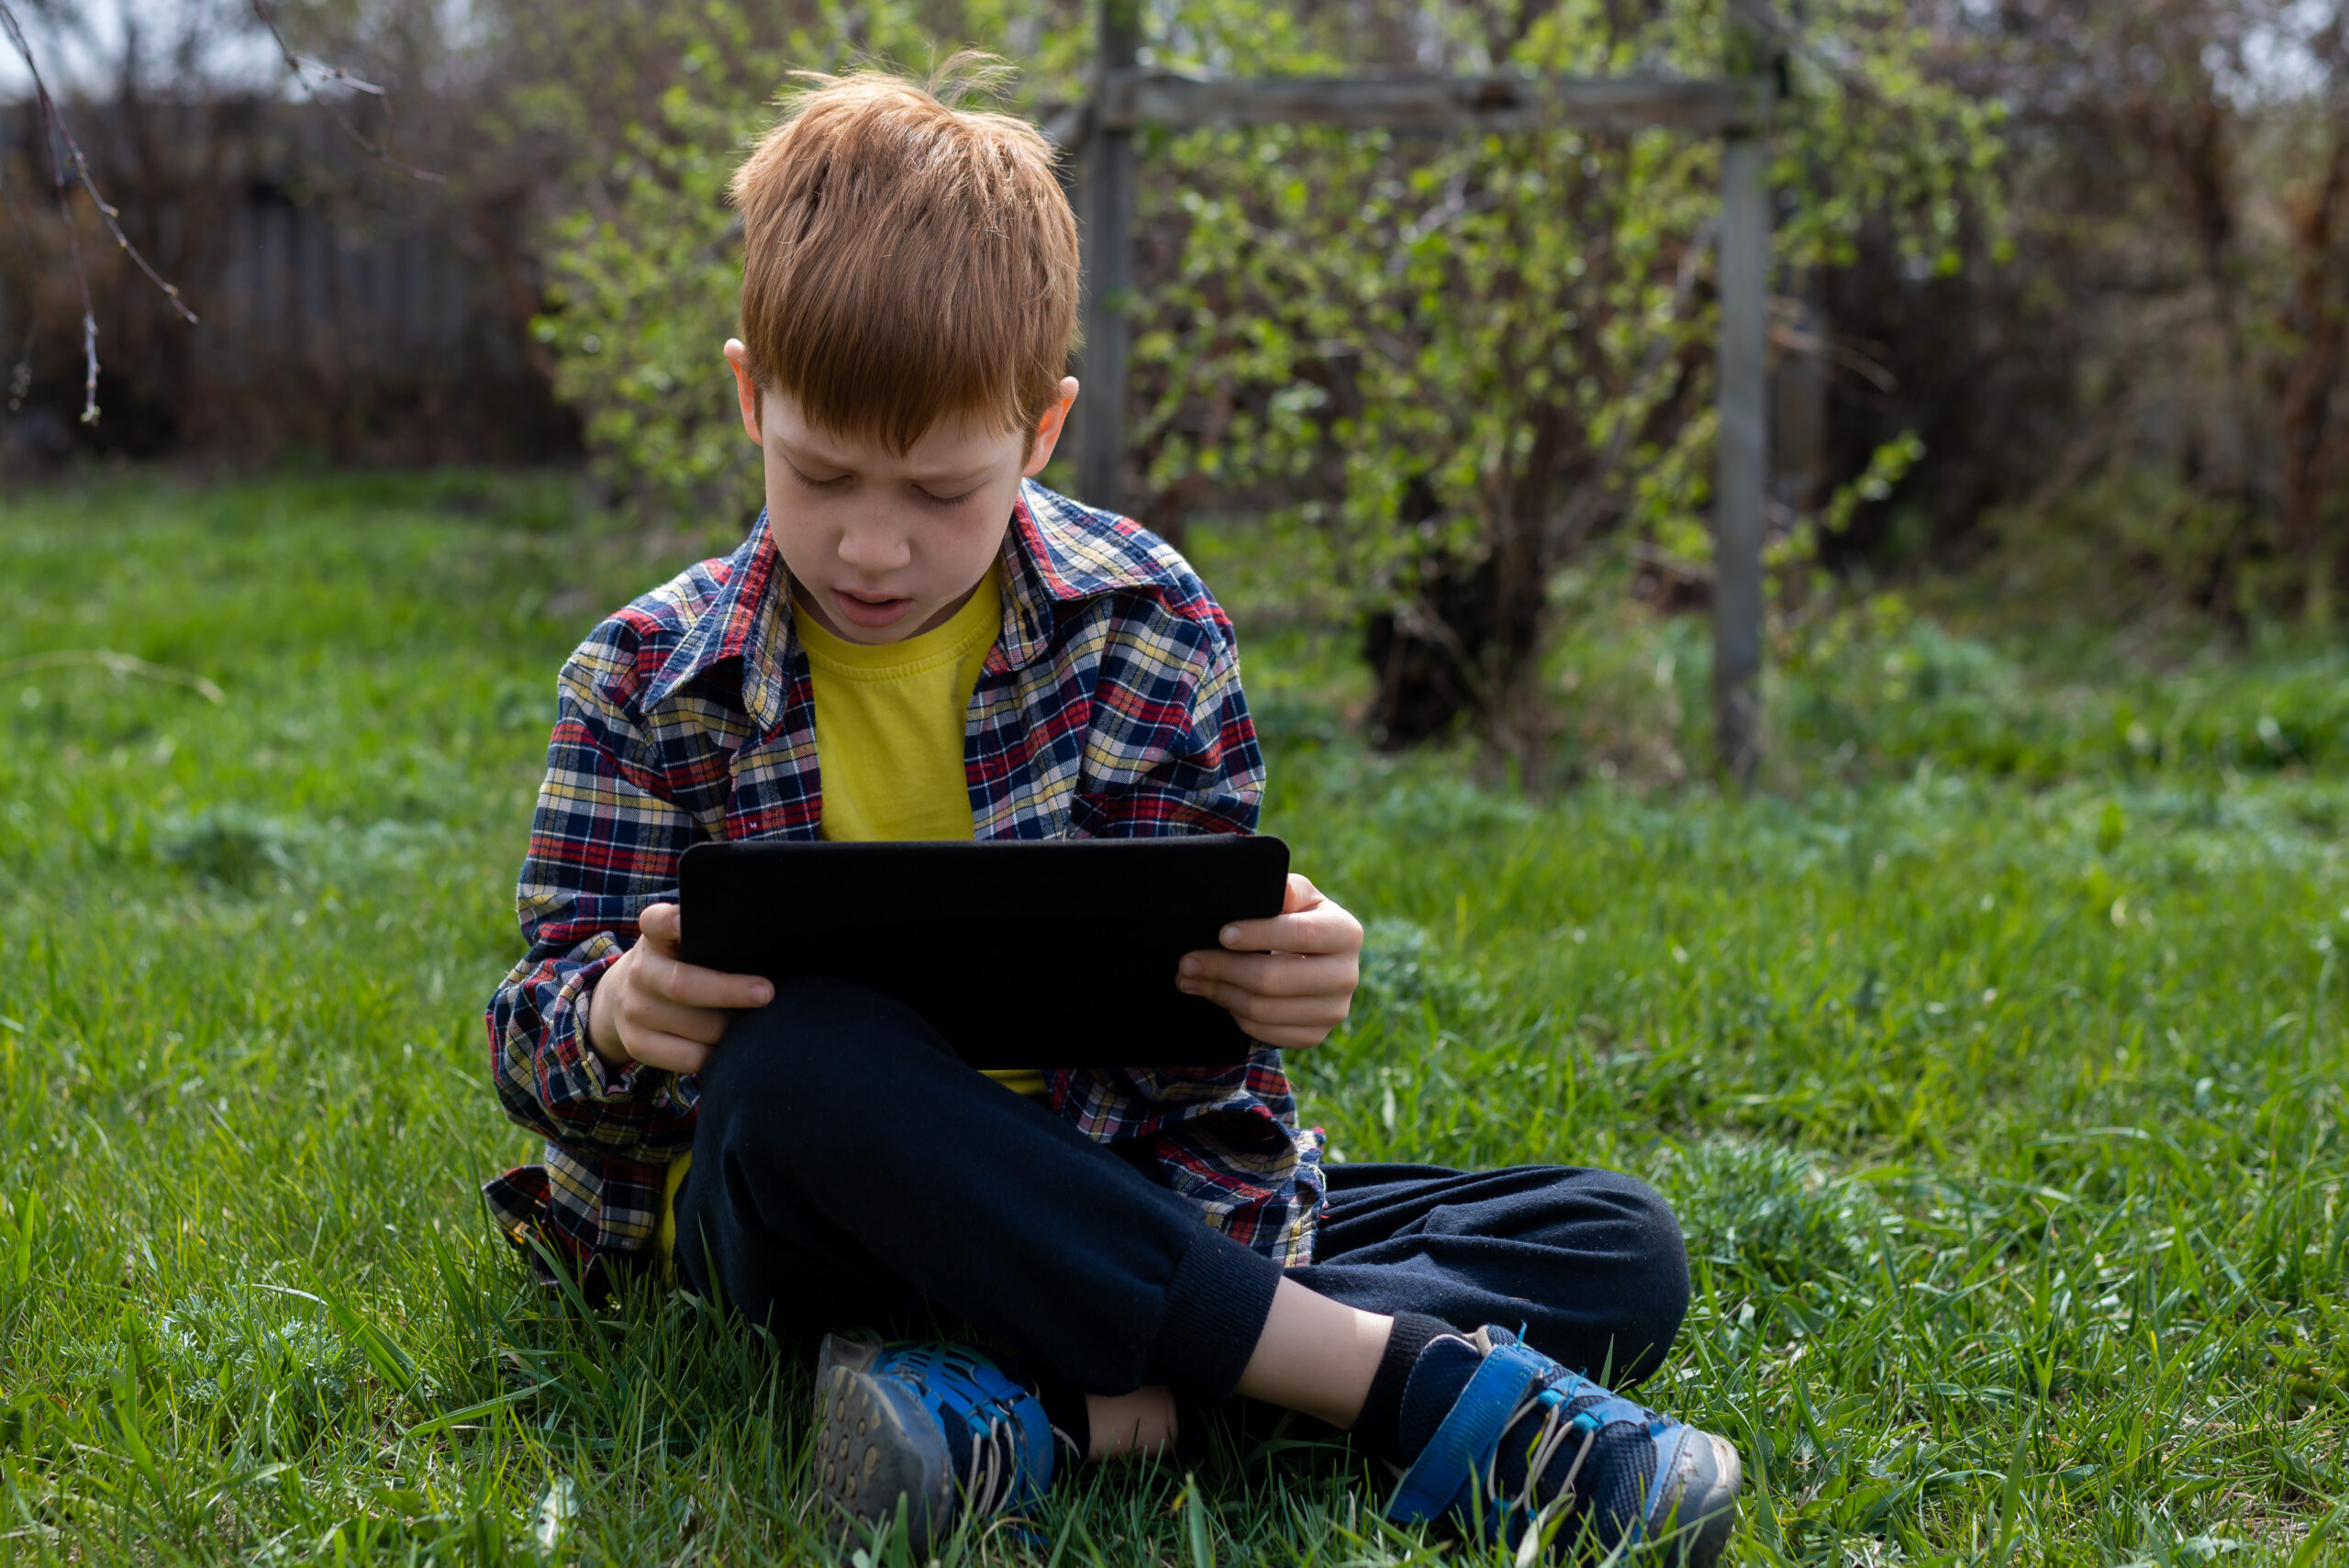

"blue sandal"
[1386,1326,1741,1564]
[809,1334,1060,1553]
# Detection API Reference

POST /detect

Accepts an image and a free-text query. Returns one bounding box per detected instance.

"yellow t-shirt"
[655,565,1041,1262]
[796,565,1000,843]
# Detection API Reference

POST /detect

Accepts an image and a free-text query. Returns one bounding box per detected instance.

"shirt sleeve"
[1071,596,1266,839]
[485,624,703,1162]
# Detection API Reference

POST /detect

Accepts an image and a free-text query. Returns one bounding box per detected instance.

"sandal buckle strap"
[1385,1340,1551,1525]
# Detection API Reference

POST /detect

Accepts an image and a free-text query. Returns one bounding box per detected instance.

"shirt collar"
[645,482,1154,728]
[643,512,792,732]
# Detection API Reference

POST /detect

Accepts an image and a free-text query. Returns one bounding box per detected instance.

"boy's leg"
[1186,1162,1685,1459]
[1263,1166,1733,1563]
[1286,1160,1691,1385]
[672,976,1286,1402]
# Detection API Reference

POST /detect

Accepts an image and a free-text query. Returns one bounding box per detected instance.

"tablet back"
[678,835,1290,1069]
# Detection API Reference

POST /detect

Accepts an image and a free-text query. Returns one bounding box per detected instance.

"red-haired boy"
[485,64,1739,1564]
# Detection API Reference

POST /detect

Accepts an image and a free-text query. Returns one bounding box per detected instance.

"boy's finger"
[1194,987,1345,1028]
[624,1029,715,1075]
[1281,873,1322,914]
[1217,904,1363,955]
[645,949,774,1010]
[633,995,739,1047]
[638,901,685,951]
[1179,969,1350,1025]
[1241,1023,1334,1050]
[1181,949,1357,997]
[1207,992,1340,1048]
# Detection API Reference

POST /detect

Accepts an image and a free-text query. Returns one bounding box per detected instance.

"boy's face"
[725,339,1078,644]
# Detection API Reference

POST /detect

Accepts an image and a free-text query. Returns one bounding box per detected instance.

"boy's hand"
[1177,873,1364,1051]
[585,903,774,1074]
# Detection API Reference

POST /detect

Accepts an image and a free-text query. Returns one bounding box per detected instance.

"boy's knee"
[1573,1169,1690,1379]
[696,977,951,1129]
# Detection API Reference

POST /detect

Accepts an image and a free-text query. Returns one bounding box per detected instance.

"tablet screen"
[678,834,1290,1069]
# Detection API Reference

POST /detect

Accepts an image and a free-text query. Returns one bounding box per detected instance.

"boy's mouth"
[830,587,916,629]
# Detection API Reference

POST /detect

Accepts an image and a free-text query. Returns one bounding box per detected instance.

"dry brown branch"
[0,0,450,428]
[0,0,197,425]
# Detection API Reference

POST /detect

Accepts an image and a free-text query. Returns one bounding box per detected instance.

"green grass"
[5,471,2349,1564]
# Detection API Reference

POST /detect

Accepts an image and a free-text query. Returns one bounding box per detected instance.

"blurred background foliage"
[3,0,2348,777]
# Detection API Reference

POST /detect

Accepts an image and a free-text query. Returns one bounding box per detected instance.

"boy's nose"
[837,520,913,575]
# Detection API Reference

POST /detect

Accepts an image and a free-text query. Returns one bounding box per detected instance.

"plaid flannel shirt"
[484,480,1327,1276]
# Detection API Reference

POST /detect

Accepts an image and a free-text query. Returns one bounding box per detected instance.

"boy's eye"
[914,485,981,508]
[786,462,852,492]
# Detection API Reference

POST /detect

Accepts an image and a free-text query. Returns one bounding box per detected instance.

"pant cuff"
[1147,1225,1285,1401]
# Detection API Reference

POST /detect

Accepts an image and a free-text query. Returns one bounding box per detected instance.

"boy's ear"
[1022,376,1081,478]
[724,339,763,447]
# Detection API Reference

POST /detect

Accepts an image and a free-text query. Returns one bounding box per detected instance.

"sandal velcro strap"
[1384,1340,1550,1525]
[1548,1370,1656,1432]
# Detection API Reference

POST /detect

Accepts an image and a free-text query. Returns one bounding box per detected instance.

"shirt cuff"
[557,951,660,1102]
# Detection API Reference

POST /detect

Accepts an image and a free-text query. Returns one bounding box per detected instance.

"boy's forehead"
[766,390,1016,474]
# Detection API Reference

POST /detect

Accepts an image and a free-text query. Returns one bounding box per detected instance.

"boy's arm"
[486,631,704,1162]
[1077,600,1363,1049]
[1071,604,1264,839]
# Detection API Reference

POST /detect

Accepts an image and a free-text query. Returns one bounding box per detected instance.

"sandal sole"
[809,1335,954,1552]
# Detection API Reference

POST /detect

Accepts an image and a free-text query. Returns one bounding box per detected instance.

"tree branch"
[0,0,196,426]
[245,0,446,183]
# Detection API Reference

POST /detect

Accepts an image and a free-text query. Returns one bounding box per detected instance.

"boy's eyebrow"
[774,432,858,473]
[776,432,996,488]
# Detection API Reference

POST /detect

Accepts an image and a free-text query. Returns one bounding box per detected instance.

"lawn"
[3,471,2347,1565]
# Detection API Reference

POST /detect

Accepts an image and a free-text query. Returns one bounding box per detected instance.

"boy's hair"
[729,57,1080,454]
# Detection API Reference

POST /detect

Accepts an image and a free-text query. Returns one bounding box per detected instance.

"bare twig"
[0,0,197,426]
[0,649,226,704]
[245,0,446,183]
[1766,312,1897,392]
[0,0,440,428]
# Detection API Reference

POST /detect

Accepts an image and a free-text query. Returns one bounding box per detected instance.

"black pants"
[675,979,1688,1403]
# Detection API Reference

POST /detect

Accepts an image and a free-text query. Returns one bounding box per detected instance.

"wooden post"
[1077,0,1138,513]
[1712,126,1769,784]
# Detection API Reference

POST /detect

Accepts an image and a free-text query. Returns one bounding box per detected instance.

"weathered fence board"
[1713,130,1771,784]
[0,97,558,460]
[1100,72,1770,135]
[1074,1,1139,510]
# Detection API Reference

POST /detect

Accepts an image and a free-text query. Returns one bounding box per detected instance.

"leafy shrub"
[536,1,2003,753]
[1782,604,2349,784]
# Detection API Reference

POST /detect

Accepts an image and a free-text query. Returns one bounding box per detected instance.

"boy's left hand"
[1178,873,1364,1050]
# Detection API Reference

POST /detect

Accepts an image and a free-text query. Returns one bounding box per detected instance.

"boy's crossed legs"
[675,979,1737,1561]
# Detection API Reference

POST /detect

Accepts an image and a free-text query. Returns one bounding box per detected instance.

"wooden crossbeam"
[1066,41,1778,778]
[1098,72,1770,136]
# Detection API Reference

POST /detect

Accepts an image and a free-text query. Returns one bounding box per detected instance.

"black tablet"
[677,834,1291,1069]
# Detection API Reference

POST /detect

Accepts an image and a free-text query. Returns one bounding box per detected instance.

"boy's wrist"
[583,968,633,1067]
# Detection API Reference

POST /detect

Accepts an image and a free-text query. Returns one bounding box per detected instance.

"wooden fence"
[1049,15,1778,777]
[0,98,564,462]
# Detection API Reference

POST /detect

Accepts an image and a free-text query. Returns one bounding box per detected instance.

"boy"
[485,64,1740,1563]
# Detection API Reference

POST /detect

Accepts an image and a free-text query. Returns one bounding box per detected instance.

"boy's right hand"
[585,902,774,1074]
